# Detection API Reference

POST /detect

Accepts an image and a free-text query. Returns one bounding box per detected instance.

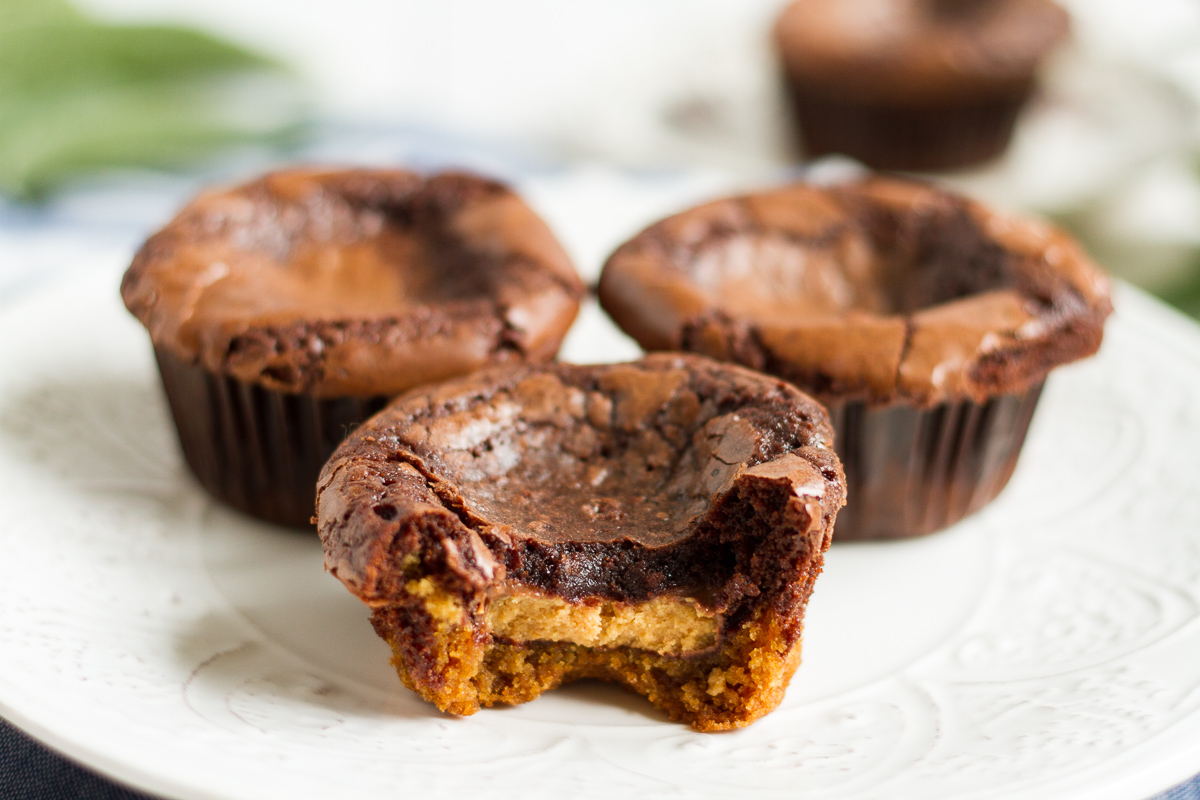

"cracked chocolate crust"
[122,168,584,397]
[598,176,1111,409]
[316,354,846,728]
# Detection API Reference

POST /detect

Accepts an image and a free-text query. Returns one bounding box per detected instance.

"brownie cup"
[774,0,1070,171]
[317,354,846,730]
[122,168,584,528]
[598,177,1111,540]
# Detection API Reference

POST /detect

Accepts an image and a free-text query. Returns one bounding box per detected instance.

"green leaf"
[0,0,82,29]
[0,81,300,197]
[0,24,281,94]
[0,0,305,199]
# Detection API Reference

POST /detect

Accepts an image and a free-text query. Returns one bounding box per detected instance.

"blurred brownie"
[317,354,846,730]
[774,0,1070,171]
[598,176,1111,539]
[122,168,584,527]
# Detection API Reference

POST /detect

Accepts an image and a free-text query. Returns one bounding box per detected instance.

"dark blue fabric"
[0,717,161,800]
[2,711,1198,799]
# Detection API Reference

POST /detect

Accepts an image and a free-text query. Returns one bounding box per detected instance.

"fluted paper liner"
[827,382,1043,540]
[155,347,388,528]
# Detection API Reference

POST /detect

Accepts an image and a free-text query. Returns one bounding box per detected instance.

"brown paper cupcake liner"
[154,347,389,528]
[784,81,1030,172]
[826,382,1043,541]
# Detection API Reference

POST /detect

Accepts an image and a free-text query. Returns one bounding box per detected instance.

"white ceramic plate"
[2,260,1200,800]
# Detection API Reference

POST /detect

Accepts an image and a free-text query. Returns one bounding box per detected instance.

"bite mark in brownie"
[317,354,846,730]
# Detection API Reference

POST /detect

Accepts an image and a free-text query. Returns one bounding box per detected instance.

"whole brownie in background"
[122,168,584,527]
[598,176,1111,540]
[317,354,846,730]
[774,0,1070,171]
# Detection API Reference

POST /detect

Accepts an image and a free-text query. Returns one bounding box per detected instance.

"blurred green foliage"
[0,0,303,198]
[1155,156,1200,319]
[1159,253,1200,319]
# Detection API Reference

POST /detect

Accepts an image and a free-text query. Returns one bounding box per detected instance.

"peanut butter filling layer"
[486,593,718,656]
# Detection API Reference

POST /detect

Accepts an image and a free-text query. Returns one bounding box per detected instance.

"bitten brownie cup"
[598,177,1111,540]
[316,354,845,731]
[774,0,1070,171]
[122,168,584,528]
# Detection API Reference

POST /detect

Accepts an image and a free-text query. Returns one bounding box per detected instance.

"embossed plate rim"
[2,264,1200,800]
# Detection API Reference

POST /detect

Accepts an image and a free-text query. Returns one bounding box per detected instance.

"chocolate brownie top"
[598,176,1111,408]
[775,0,1069,103]
[121,168,584,397]
[317,354,845,606]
